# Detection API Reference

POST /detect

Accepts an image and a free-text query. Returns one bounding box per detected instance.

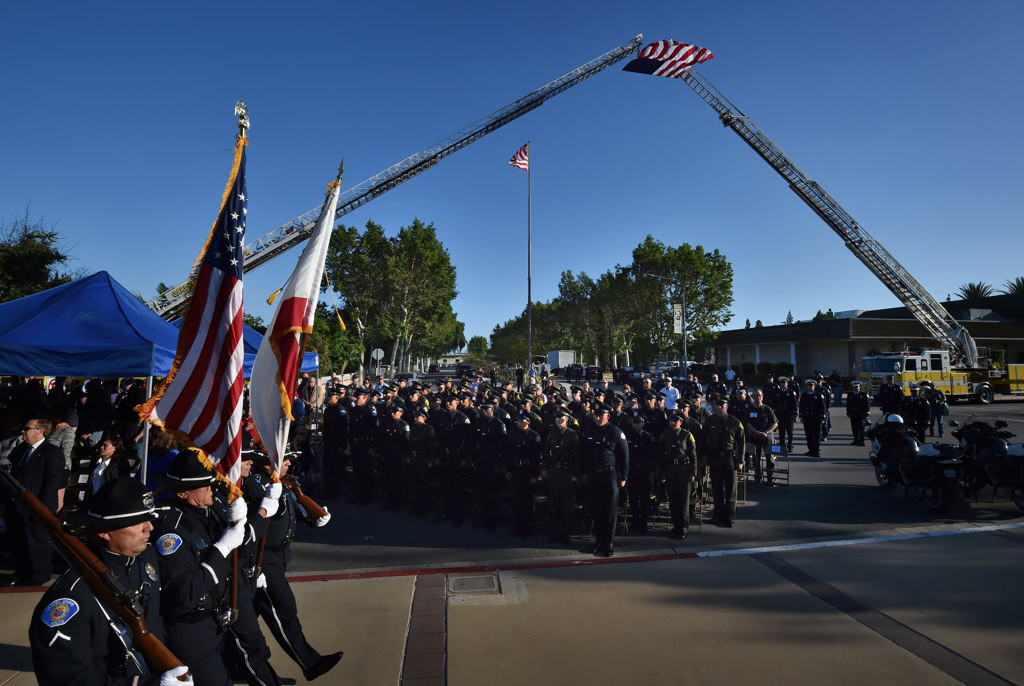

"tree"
[999,277,1024,295]
[306,302,363,374]
[956,282,996,299]
[467,335,488,355]
[243,313,267,334]
[755,320,763,328]
[813,309,835,321]
[785,310,794,325]
[744,318,751,329]
[0,211,78,303]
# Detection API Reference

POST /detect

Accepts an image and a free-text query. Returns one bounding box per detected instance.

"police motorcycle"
[866,414,964,513]
[950,416,1024,512]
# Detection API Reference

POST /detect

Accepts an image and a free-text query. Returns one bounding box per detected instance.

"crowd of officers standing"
[316,370,790,555]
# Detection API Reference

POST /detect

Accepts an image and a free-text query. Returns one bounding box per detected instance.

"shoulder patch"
[156,533,183,556]
[41,598,79,627]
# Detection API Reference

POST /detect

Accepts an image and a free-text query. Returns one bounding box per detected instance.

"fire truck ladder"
[151,34,645,320]
[677,68,978,368]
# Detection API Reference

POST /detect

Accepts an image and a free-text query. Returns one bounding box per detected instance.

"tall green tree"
[0,212,77,302]
[467,335,488,355]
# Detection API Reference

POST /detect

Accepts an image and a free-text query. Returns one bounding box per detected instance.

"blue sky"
[3,1,1022,349]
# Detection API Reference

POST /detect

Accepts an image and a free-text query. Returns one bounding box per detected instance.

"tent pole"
[141,376,152,485]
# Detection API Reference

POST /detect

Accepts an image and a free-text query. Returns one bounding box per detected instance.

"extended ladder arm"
[678,68,977,367]
[151,34,645,320]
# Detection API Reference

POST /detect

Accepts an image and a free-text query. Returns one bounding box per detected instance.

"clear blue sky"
[4,1,1022,350]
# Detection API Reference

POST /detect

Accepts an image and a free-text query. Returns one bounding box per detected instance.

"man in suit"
[3,418,67,585]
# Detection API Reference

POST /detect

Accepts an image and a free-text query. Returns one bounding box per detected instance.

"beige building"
[712,293,1024,378]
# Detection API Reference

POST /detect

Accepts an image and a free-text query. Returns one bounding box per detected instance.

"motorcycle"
[950,418,1024,512]
[867,416,964,513]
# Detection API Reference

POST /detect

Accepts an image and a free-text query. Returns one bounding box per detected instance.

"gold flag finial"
[235,99,250,138]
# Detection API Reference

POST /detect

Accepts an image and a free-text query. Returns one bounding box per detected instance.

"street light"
[645,272,688,375]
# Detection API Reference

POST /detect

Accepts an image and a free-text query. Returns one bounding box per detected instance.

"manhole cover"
[448,574,499,594]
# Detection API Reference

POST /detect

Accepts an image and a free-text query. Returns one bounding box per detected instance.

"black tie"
[17,444,35,473]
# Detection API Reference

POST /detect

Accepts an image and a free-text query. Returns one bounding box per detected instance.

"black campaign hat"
[64,477,159,528]
[158,449,217,488]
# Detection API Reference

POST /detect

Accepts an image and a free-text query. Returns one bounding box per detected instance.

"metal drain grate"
[448,574,499,594]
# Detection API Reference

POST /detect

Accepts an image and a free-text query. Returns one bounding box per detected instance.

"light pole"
[647,272,687,374]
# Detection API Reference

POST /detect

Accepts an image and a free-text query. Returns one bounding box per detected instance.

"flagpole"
[527,141,532,370]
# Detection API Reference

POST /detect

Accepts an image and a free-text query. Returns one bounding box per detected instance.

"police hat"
[158,449,218,488]
[327,389,342,398]
[805,379,816,386]
[64,477,159,528]
[630,411,646,423]
[352,388,369,398]
[414,407,429,419]
[668,409,684,421]
[554,408,572,419]
[778,376,789,382]
[515,409,532,422]
[610,393,624,406]
[592,402,612,415]
[388,402,405,413]
[479,401,495,410]
[851,380,862,387]
[569,385,582,394]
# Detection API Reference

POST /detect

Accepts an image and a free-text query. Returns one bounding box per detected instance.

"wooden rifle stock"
[0,469,186,677]
[279,474,328,519]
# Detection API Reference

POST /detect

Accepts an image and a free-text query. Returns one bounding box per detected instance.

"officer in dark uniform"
[506,409,542,537]
[846,380,871,446]
[250,453,341,682]
[377,403,410,511]
[321,389,349,500]
[29,477,191,685]
[658,409,697,539]
[152,450,248,686]
[705,374,728,403]
[408,407,437,516]
[776,378,799,452]
[582,403,629,557]
[624,412,656,535]
[702,398,744,527]
[799,379,827,457]
[347,388,378,506]
[728,387,752,419]
[876,374,904,416]
[226,451,283,686]
[472,401,507,531]
[744,390,779,486]
[542,408,580,544]
[640,391,668,445]
[433,394,472,524]
[901,384,931,443]
[763,374,781,411]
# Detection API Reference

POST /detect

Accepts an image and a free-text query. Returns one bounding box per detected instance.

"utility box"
[547,350,576,372]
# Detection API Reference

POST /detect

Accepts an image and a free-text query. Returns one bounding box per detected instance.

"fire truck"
[859,349,1024,404]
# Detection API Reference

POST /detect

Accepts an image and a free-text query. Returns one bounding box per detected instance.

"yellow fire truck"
[860,350,1024,404]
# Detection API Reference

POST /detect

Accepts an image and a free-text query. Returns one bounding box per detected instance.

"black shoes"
[669,529,688,541]
[595,545,614,558]
[303,651,343,681]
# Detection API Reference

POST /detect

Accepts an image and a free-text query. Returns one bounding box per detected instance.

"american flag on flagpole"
[622,39,714,79]
[509,142,530,171]
[250,168,342,474]
[140,137,248,491]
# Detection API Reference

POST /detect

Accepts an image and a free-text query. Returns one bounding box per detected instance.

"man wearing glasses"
[3,419,66,586]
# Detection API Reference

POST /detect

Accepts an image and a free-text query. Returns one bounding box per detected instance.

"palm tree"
[999,277,1024,295]
[955,282,996,300]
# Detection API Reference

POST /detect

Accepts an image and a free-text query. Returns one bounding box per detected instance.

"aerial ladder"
[151,34,645,320]
[674,67,980,368]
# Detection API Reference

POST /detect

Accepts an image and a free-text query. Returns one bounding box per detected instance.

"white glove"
[213,521,246,557]
[256,573,267,589]
[226,497,248,523]
[316,506,331,528]
[160,665,192,685]
[260,482,282,518]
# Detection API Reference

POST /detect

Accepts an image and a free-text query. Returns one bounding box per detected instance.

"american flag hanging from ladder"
[622,39,713,78]
[509,142,530,171]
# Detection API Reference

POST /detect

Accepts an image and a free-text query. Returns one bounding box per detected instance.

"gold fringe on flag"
[324,271,346,331]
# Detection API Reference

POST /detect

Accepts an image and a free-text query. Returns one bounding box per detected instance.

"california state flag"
[250,176,341,472]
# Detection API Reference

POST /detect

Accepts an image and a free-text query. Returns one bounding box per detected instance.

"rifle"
[280,474,328,519]
[0,469,188,679]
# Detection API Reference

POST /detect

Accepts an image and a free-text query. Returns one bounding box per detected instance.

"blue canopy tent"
[0,271,180,377]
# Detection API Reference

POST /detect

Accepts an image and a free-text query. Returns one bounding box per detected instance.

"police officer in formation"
[845,380,871,446]
[702,398,745,527]
[29,477,193,685]
[321,388,349,500]
[876,374,904,416]
[506,409,543,537]
[658,409,697,539]
[742,390,779,486]
[582,402,629,557]
[624,412,656,535]
[773,377,799,453]
[247,452,341,682]
[798,379,827,457]
[151,450,249,686]
[901,384,931,443]
[543,407,581,543]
